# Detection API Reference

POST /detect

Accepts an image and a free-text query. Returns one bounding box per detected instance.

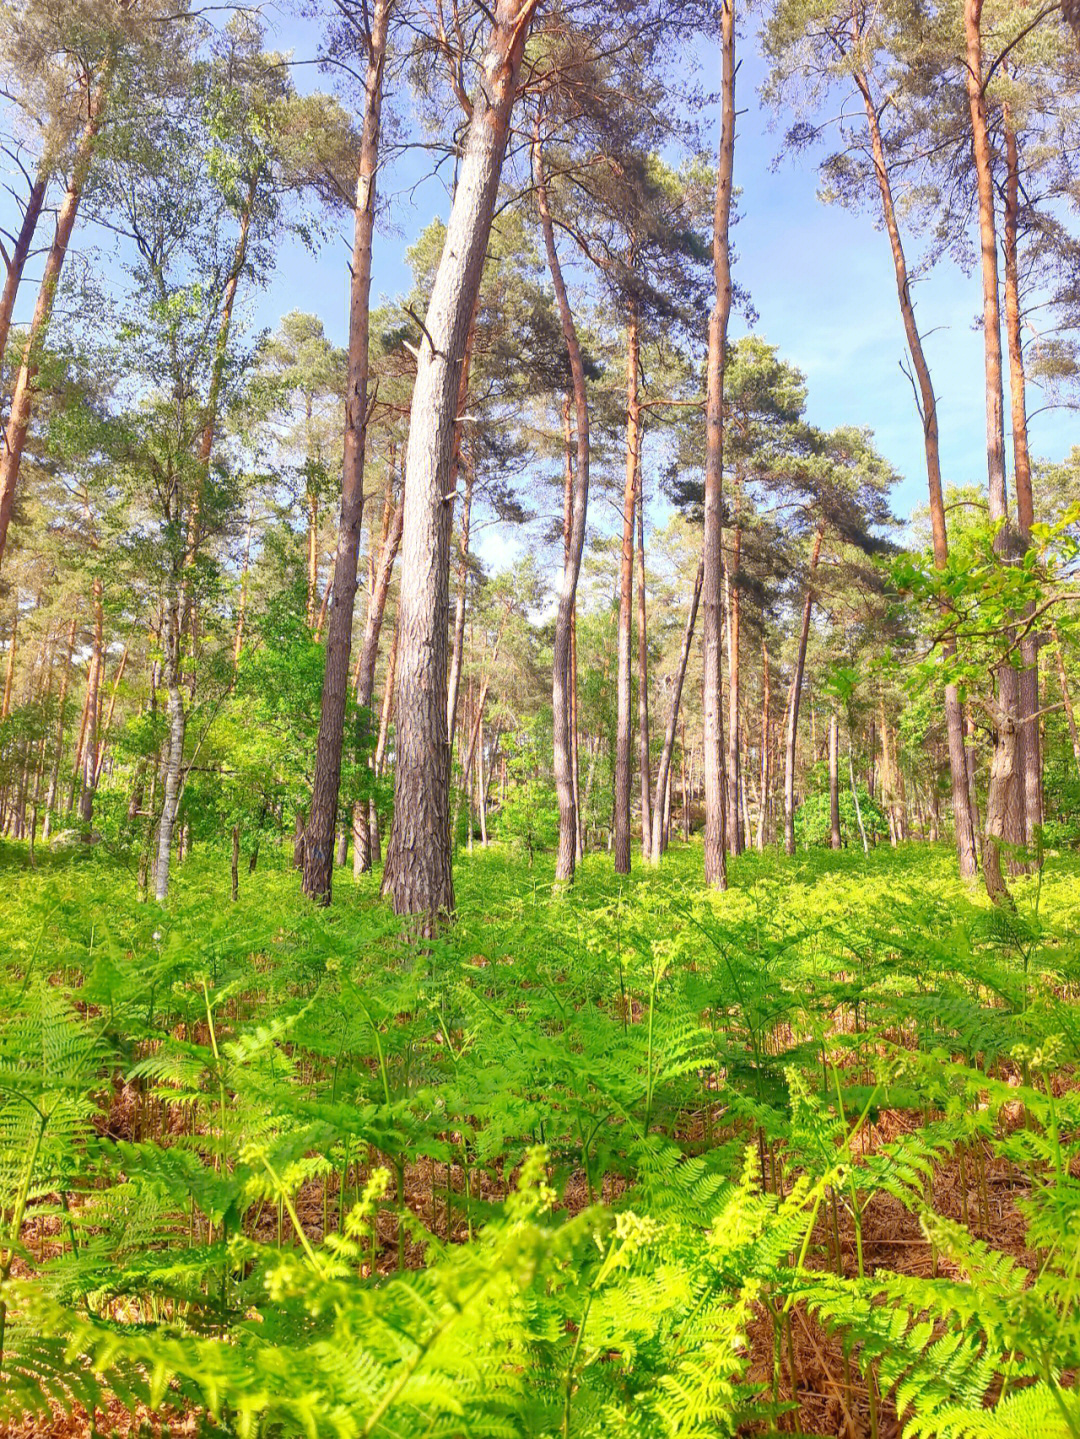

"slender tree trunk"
[234,512,253,667]
[725,479,742,854]
[303,0,392,904]
[446,441,475,756]
[43,614,76,840]
[784,523,824,856]
[756,640,770,851]
[0,163,48,389]
[636,466,651,860]
[1052,623,1080,781]
[154,588,186,903]
[571,614,583,861]
[614,298,640,875]
[828,710,840,850]
[651,558,703,862]
[702,0,735,890]
[0,70,112,574]
[849,745,869,854]
[79,580,104,830]
[853,46,977,881]
[231,824,240,902]
[1003,113,1042,848]
[357,617,398,878]
[93,640,127,785]
[964,0,1025,902]
[2,608,15,719]
[383,0,538,920]
[536,123,591,881]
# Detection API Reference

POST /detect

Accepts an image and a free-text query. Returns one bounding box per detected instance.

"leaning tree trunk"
[613,298,641,876]
[535,122,591,881]
[854,48,977,880]
[383,0,540,919]
[0,68,111,575]
[783,523,824,856]
[303,0,392,903]
[0,160,48,384]
[702,0,735,891]
[651,558,703,862]
[964,0,1025,901]
[1003,113,1042,850]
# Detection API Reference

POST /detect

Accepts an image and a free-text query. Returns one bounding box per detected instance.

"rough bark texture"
[702,0,735,891]
[651,558,703,863]
[536,125,591,882]
[383,0,539,920]
[303,0,391,903]
[614,301,640,876]
[964,0,1025,901]
[854,48,977,880]
[783,523,823,856]
[0,72,110,574]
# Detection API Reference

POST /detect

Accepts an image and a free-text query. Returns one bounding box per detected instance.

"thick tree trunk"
[303,0,391,904]
[702,0,735,890]
[725,483,742,854]
[154,590,186,904]
[1003,115,1042,848]
[784,523,823,856]
[828,711,841,850]
[964,0,1025,901]
[0,73,111,574]
[383,0,538,920]
[854,50,977,881]
[651,558,703,862]
[636,468,651,860]
[536,123,591,881]
[614,300,641,876]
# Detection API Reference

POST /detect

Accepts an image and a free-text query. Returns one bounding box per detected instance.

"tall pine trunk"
[154,588,186,903]
[446,441,476,755]
[651,558,703,862]
[702,0,735,890]
[636,469,651,860]
[614,299,640,875]
[0,161,48,383]
[783,523,824,856]
[853,47,977,880]
[383,0,540,919]
[303,0,392,903]
[725,479,742,853]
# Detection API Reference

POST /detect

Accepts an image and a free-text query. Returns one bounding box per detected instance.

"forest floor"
[2,836,1079,1438]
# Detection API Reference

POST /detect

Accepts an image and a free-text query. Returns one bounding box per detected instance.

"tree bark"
[964,0,1025,900]
[828,710,840,850]
[2,608,15,719]
[446,439,475,755]
[783,522,824,855]
[154,589,186,903]
[383,0,538,920]
[651,557,703,862]
[0,70,112,574]
[79,578,104,829]
[725,478,742,854]
[0,161,48,392]
[303,0,391,903]
[535,122,591,882]
[756,639,770,851]
[702,0,735,890]
[849,744,869,854]
[853,52,978,881]
[614,298,640,875]
[43,614,77,840]
[636,464,651,860]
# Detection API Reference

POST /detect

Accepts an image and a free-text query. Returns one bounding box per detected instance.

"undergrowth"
[2,838,1080,1437]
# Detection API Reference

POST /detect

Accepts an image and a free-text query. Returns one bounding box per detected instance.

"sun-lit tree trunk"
[384,0,539,920]
[636,468,651,861]
[79,578,104,830]
[702,0,735,890]
[725,477,742,854]
[42,614,77,841]
[828,710,840,850]
[964,0,1025,903]
[613,298,641,876]
[1003,113,1042,849]
[446,441,475,756]
[154,587,186,903]
[784,522,824,856]
[1052,624,1080,781]
[303,0,392,903]
[0,69,112,574]
[536,122,591,882]
[853,45,977,881]
[1,608,16,720]
[849,744,869,854]
[651,558,702,862]
[0,161,49,388]
[756,639,770,851]
[94,643,128,785]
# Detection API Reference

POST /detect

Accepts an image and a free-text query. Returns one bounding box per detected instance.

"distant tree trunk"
[306,488,319,630]
[0,68,112,574]
[636,469,651,861]
[702,0,735,891]
[965,707,983,863]
[0,161,48,383]
[614,297,641,876]
[536,122,591,882]
[964,0,1025,903]
[725,478,742,854]
[853,39,977,882]
[1003,113,1042,850]
[651,558,703,862]
[1052,623,1080,781]
[446,441,475,756]
[233,512,253,667]
[784,522,824,856]
[79,579,104,830]
[303,0,391,905]
[756,640,770,851]
[828,711,841,850]
[94,640,127,785]
[2,608,15,719]
[154,589,186,903]
[231,824,240,902]
[359,617,398,876]
[572,615,583,861]
[383,0,539,921]
[43,614,77,840]
[849,745,869,854]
